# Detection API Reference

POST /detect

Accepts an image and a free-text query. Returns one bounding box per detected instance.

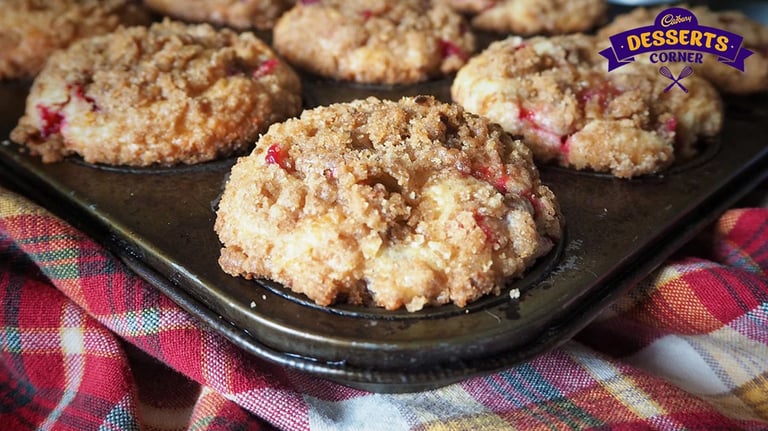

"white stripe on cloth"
[626,327,768,395]
[305,384,489,431]
[41,301,87,430]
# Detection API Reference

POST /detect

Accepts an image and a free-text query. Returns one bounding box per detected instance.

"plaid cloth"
[1,185,766,431]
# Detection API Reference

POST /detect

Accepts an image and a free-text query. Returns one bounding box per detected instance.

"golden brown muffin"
[215,96,563,311]
[11,20,303,166]
[457,0,608,35]
[143,0,295,30]
[0,0,150,80]
[273,0,475,84]
[452,35,723,178]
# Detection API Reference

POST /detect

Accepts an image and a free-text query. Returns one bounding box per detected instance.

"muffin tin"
[1,2,767,393]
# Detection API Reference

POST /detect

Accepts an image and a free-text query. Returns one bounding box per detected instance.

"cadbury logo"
[600,7,753,73]
[660,13,692,27]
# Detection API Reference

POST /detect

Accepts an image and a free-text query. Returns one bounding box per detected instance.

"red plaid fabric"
[1,185,767,430]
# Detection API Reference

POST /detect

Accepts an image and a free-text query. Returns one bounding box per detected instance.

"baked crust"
[215,96,563,311]
[273,0,475,84]
[11,20,302,166]
[0,0,149,79]
[464,0,607,35]
[451,35,723,178]
[143,0,295,30]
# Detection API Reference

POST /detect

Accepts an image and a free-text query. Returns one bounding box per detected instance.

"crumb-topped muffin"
[11,19,302,166]
[143,0,295,30]
[215,96,562,311]
[273,0,475,84]
[0,0,150,80]
[597,5,768,94]
[442,0,607,35]
[452,35,723,178]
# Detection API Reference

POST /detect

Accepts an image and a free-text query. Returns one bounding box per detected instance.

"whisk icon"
[659,66,694,93]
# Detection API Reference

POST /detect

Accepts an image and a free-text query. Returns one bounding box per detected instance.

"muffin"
[11,20,302,166]
[0,0,149,80]
[452,35,723,178]
[273,0,475,84]
[143,0,295,30]
[215,96,563,311]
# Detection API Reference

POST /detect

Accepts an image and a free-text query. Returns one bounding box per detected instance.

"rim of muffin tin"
[69,155,238,174]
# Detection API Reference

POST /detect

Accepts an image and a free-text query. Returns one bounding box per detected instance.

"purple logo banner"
[600,7,753,71]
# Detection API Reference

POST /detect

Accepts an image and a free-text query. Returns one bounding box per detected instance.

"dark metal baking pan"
[2,75,766,392]
[2,0,767,391]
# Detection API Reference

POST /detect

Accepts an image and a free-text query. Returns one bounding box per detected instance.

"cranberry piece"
[439,39,467,61]
[664,117,677,133]
[519,105,568,151]
[265,144,291,170]
[521,189,543,214]
[577,81,620,112]
[36,104,65,138]
[473,213,496,244]
[472,166,510,194]
[518,107,537,123]
[560,137,571,161]
[68,83,98,111]
[253,58,279,79]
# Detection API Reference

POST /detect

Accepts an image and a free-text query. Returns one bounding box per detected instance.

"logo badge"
[600,7,753,90]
